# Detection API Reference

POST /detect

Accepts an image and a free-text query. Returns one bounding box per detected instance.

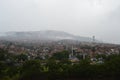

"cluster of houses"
[0,40,120,63]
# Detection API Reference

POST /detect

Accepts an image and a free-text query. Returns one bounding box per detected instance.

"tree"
[0,49,8,61]
[20,60,45,80]
[16,54,28,62]
[0,62,7,79]
[46,59,62,80]
[52,51,69,60]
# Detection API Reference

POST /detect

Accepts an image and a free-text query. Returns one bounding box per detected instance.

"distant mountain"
[0,30,95,43]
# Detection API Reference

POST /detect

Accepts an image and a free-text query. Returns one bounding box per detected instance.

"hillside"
[0,30,94,42]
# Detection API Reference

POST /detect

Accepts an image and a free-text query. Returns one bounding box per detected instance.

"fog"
[0,0,120,44]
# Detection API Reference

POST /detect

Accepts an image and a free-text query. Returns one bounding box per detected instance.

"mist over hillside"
[0,30,95,43]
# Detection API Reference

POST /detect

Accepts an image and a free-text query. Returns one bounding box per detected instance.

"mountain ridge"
[0,30,95,42]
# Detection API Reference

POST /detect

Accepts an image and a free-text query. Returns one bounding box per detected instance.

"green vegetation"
[51,51,69,60]
[0,49,120,80]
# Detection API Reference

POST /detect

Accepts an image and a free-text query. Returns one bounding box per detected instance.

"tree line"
[0,49,120,80]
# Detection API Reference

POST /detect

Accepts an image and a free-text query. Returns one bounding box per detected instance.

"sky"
[0,0,120,44]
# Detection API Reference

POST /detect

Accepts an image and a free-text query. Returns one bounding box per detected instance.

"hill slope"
[0,30,94,42]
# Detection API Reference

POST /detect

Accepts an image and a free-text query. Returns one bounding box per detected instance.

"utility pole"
[90,36,96,58]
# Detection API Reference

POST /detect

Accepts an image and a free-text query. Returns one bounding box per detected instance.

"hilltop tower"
[92,36,95,43]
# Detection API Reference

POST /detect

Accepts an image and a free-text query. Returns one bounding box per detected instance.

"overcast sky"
[0,0,120,44]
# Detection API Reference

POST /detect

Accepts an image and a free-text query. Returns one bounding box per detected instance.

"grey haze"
[0,0,120,44]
